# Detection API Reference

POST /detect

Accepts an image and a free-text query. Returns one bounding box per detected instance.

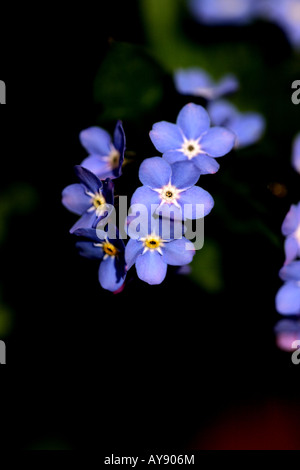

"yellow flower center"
[93,194,106,209]
[140,234,165,255]
[102,242,119,257]
[109,148,120,170]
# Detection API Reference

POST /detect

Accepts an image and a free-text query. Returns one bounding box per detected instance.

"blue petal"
[113,121,126,178]
[81,156,113,180]
[179,186,214,218]
[69,211,96,234]
[79,126,111,156]
[74,165,102,194]
[176,103,210,139]
[284,236,300,265]
[229,113,266,148]
[139,157,172,188]
[102,178,114,206]
[171,161,201,188]
[62,184,90,215]
[76,241,104,260]
[200,127,235,157]
[73,227,103,243]
[174,68,212,97]
[150,122,183,153]
[163,150,187,164]
[136,251,167,285]
[292,133,300,174]
[162,238,195,266]
[282,204,300,236]
[279,261,300,282]
[208,100,238,126]
[98,256,125,292]
[192,154,220,175]
[214,75,239,98]
[188,0,255,25]
[131,186,160,208]
[125,239,144,270]
[276,281,300,315]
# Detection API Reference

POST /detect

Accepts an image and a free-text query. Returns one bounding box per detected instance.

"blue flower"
[276,261,300,315]
[208,100,266,149]
[62,166,114,234]
[188,0,259,25]
[131,157,214,220]
[149,103,236,175]
[79,121,126,180]
[282,202,300,264]
[174,68,239,100]
[259,0,300,50]
[74,228,126,292]
[125,215,195,285]
[292,133,300,174]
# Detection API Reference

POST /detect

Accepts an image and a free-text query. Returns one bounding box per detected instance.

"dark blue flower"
[276,261,300,315]
[292,133,300,174]
[188,0,259,25]
[79,121,126,180]
[282,202,300,264]
[208,100,266,148]
[150,103,235,175]
[62,166,114,234]
[131,157,214,220]
[74,228,126,292]
[259,0,300,50]
[125,215,195,285]
[174,68,239,100]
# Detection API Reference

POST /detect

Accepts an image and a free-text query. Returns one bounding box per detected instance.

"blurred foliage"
[94,41,164,122]
[190,238,224,293]
[0,183,37,337]
[0,183,38,244]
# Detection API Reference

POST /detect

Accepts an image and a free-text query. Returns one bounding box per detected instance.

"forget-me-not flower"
[188,0,259,25]
[150,103,236,175]
[125,215,195,285]
[292,133,300,174]
[131,157,214,220]
[276,261,300,315]
[282,202,300,264]
[259,0,300,50]
[74,228,126,292]
[62,166,114,234]
[208,100,266,149]
[174,68,239,100]
[80,121,126,180]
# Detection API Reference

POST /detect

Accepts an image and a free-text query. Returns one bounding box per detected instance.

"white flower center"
[153,183,183,207]
[180,139,202,159]
[109,146,120,169]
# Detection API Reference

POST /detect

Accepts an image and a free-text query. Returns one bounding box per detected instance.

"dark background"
[0,0,300,450]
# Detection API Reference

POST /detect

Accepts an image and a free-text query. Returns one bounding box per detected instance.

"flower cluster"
[188,0,300,50]
[62,96,238,290]
[62,122,127,292]
[275,135,300,317]
[174,68,265,149]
